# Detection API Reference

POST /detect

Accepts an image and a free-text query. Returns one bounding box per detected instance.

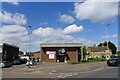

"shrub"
[87,58,106,62]
[81,59,88,62]
[88,58,94,60]
[100,58,106,61]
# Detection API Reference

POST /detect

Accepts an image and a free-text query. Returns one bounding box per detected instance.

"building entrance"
[57,55,65,62]
[56,48,67,62]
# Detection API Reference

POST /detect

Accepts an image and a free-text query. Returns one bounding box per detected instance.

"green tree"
[98,41,117,54]
[82,46,87,59]
[117,51,120,57]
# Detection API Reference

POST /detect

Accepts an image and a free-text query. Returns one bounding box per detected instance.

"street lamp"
[105,24,110,59]
[105,24,110,50]
[28,25,32,68]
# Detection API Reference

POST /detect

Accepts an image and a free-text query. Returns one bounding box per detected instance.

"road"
[2,62,108,78]
[69,66,119,78]
[2,66,119,80]
[1,62,120,80]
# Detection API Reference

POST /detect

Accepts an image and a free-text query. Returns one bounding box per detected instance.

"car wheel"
[107,64,111,66]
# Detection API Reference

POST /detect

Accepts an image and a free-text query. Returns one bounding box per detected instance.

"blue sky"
[0,1,118,52]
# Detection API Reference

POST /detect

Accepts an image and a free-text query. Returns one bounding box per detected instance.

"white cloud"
[32,27,74,43]
[0,25,30,51]
[32,25,88,46]
[60,14,75,23]
[0,11,27,25]
[63,24,84,34]
[74,1,118,23]
[1,0,18,5]
[0,24,96,51]
[101,34,118,39]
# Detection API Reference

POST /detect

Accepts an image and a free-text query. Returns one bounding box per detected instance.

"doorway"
[57,55,65,62]
[56,48,67,62]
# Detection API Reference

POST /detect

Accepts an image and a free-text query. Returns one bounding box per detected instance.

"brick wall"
[40,47,80,63]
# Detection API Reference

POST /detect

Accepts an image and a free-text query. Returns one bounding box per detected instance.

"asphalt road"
[69,66,119,78]
[1,62,120,80]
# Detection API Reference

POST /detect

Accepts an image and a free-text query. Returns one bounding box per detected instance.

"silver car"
[0,61,12,68]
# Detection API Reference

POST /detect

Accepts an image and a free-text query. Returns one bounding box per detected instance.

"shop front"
[40,43,82,63]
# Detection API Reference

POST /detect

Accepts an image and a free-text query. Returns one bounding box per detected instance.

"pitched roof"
[88,46,107,52]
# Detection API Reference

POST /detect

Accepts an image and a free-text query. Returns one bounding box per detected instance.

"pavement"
[2,61,108,78]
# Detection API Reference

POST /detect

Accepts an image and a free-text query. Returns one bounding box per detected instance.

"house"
[40,43,82,63]
[87,46,112,59]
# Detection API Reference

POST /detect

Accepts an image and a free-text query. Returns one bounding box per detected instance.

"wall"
[2,44,19,62]
[40,47,80,63]
[40,47,57,63]
[34,53,40,59]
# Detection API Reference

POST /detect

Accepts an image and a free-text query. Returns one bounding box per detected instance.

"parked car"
[19,58,27,64]
[12,59,21,65]
[0,61,12,68]
[12,58,27,65]
[107,58,120,66]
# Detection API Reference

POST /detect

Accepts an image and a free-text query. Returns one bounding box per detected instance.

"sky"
[0,0,119,52]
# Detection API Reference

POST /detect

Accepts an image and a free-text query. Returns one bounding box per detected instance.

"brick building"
[40,43,82,63]
[33,51,40,59]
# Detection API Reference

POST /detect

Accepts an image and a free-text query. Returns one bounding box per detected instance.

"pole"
[105,25,108,50]
[105,24,110,50]
[105,24,110,54]
[28,26,32,68]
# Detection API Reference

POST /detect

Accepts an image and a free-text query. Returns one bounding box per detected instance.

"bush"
[86,58,106,62]
[88,58,94,60]
[81,59,89,62]
[100,58,106,61]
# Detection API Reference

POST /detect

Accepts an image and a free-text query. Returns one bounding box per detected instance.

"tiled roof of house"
[88,46,107,52]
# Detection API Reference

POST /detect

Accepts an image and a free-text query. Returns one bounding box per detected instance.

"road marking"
[64,67,107,78]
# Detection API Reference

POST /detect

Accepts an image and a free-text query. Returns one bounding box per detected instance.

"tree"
[98,41,117,54]
[82,46,87,59]
[108,41,117,54]
[117,51,120,57]
[98,41,107,46]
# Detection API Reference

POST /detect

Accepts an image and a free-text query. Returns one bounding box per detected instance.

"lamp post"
[105,24,110,59]
[28,25,32,68]
[105,24,110,50]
